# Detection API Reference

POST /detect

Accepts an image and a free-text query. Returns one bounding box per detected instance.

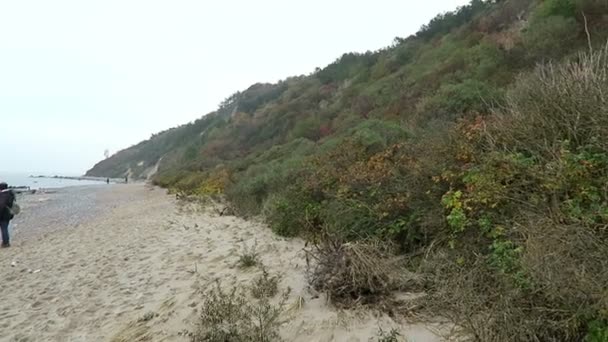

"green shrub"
[585,320,608,342]
[316,52,378,84]
[319,199,381,239]
[174,172,208,193]
[347,119,409,153]
[263,190,320,237]
[494,46,608,158]
[522,15,579,59]
[228,169,270,214]
[289,116,322,141]
[417,79,502,119]
[192,282,288,342]
[488,239,528,288]
[536,0,576,18]
[183,144,199,161]
[238,242,259,268]
[251,267,280,299]
[374,328,402,342]
[226,138,315,216]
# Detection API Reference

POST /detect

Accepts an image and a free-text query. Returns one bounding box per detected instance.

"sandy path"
[0,184,448,342]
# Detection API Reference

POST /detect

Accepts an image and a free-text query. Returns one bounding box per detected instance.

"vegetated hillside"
[88,0,608,340]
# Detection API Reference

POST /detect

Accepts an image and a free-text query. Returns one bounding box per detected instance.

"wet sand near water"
[0,184,451,341]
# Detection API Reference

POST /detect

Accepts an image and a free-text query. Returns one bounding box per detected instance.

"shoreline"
[12,183,108,194]
[1,173,130,194]
[30,175,128,183]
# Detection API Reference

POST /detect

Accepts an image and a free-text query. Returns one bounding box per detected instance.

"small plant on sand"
[191,281,290,342]
[137,311,157,322]
[373,327,402,342]
[251,267,280,299]
[238,241,259,268]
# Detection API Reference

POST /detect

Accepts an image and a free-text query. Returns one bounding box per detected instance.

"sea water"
[0,172,106,189]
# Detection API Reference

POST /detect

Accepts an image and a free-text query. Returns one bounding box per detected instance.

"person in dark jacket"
[0,182,16,247]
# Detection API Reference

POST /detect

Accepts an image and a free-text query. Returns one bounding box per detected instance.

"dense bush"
[522,15,580,59]
[536,0,577,18]
[420,47,608,341]
[416,79,502,119]
[262,189,319,237]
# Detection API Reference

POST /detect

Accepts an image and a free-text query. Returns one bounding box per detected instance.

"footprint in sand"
[208,254,227,263]
[62,262,76,269]
[4,275,17,282]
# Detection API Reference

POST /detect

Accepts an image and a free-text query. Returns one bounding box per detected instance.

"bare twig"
[582,11,592,53]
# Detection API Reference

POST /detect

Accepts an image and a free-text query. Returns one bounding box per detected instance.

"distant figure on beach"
[106,178,110,184]
[125,176,128,184]
[0,182,16,248]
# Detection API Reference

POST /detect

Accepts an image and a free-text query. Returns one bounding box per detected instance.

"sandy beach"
[0,184,449,342]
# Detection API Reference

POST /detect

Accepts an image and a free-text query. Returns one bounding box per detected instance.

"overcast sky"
[0,0,469,175]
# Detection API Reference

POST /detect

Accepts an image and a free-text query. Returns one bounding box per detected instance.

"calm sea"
[0,172,107,190]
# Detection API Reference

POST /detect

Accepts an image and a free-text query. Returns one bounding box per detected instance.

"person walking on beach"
[106,178,110,184]
[0,182,16,248]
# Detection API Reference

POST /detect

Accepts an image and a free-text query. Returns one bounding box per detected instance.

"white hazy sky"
[0,0,469,175]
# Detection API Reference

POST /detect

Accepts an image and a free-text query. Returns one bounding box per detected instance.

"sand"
[0,184,451,341]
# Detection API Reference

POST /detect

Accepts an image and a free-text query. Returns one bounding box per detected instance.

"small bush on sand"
[305,234,420,306]
[251,267,280,299]
[374,327,402,342]
[137,311,157,322]
[238,242,259,268]
[192,282,289,342]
